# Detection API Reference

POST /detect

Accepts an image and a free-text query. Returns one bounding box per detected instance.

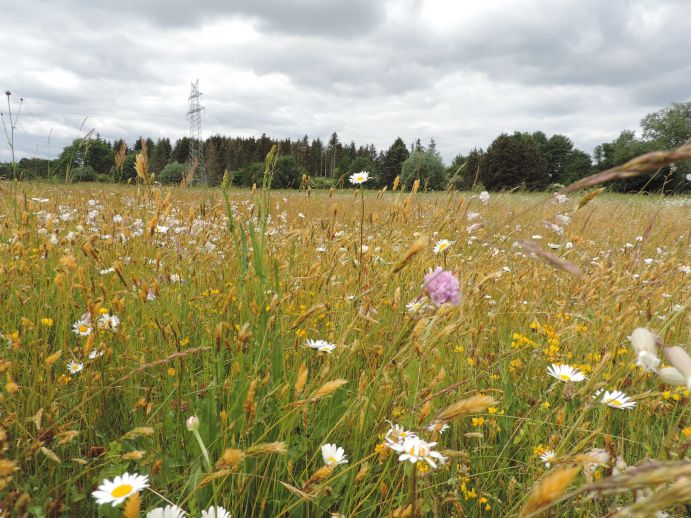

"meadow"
[0,172,689,516]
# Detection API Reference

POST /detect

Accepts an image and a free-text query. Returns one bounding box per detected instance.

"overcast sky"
[1,0,689,163]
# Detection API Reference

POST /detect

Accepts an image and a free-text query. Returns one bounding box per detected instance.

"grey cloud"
[1,0,689,164]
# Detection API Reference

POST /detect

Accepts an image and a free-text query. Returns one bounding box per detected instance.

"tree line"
[2,101,688,193]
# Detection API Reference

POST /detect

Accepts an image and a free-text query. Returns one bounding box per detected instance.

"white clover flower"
[321,443,348,466]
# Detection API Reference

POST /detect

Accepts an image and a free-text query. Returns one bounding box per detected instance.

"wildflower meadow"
[0,149,689,517]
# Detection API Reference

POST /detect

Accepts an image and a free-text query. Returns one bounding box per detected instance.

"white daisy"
[389,436,446,469]
[88,349,104,360]
[349,171,369,185]
[539,449,556,468]
[306,339,336,353]
[146,504,186,518]
[600,390,636,410]
[426,422,450,434]
[479,191,490,204]
[91,472,149,506]
[112,215,124,224]
[547,364,586,383]
[98,313,120,332]
[321,443,348,466]
[405,300,430,314]
[72,318,93,337]
[67,360,83,374]
[433,239,452,255]
[384,424,417,449]
[201,507,230,518]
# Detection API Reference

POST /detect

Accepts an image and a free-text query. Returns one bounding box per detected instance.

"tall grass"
[0,172,689,516]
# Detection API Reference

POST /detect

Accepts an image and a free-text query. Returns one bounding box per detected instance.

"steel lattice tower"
[187,79,207,185]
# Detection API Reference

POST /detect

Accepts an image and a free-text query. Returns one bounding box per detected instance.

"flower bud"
[186,415,200,431]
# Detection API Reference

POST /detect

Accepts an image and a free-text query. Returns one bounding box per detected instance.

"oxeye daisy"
[88,349,104,360]
[321,443,348,466]
[433,239,452,255]
[91,472,149,506]
[600,390,636,410]
[201,507,230,518]
[427,422,450,434]
[384,423,417,449]
[405,299,431,314]
[98,313,120,332]
[547,364,586,383]
[72,318,93,337]
[539,449,556,468]
[146,504,186,518]
[66,360,83,374]
[349,171,369,185]
[306,339,336,353]
[389,436,446,469]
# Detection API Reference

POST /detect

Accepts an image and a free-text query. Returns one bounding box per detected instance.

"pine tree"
[379,138,410,188]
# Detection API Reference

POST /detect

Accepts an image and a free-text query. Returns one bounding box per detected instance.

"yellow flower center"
[327,456,337,464]
[609,399,622,406]
[559,374,570,381]
[110,484,133,498]
[79,325,88,333]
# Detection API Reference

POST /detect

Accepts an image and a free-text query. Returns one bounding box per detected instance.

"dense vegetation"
[0,178,689,516]
[2,102,689,193]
